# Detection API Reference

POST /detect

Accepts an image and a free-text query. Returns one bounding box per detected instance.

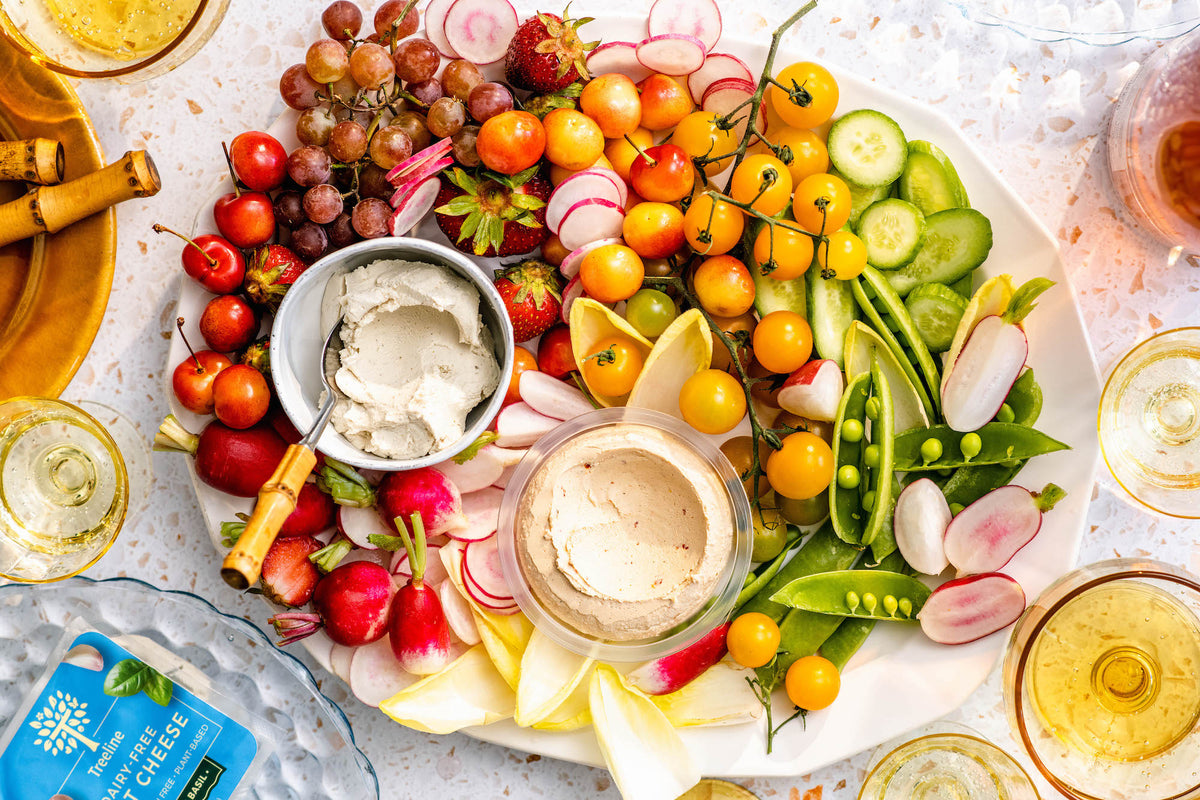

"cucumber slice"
[949,273,974,298]
[806,262,859,368]
[855,198,926,270]
[884,208,993,297]
[827,109,908,188]
[831,167,892,228]
[905,283,968,353]
[908,141,969,207]
[899,150,961,216]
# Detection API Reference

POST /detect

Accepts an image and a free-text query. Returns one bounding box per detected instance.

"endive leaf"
[569,298,653,407]
[589,665,700,800]
[627,309,714,419]
[380,646,515,734]
[516,629,594,727]
[533,662,595,731]
[649,661,763,727]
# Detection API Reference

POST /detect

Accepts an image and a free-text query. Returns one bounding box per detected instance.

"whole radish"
[389,512,453,675]
[626,622,730,695]
[376,467,468,537]
[280,482,337,538]
[269,561,396,647]
[153,414,288,497]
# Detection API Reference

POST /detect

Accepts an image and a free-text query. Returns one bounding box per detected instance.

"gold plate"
[0,36,114,399]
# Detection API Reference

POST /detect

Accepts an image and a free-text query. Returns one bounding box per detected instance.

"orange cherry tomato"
[792,172,853,235]
[766,431,834,500]
[623,202,686,259]
[753,222,814,281]
[727,612,782,669]
[542,108,605,171]
[673,111,740,177]
[683,193,745,256]
[817,230,868,280]
[476,110,546,175]
[581,335,644,396]
[678,368,747,435]
[505,346,539,406]
[579,243,645,303]
[752,310,812,374]
[785,655,841,710]
[693,255,756,317]
[770,62,839,129]
[769,126,830,186]
[731,154,793,216]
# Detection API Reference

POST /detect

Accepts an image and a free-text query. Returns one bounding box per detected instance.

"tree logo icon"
[27,690,99,757]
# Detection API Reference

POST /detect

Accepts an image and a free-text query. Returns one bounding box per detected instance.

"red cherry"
[212,364,271,429]
[171,318,233,414]
[199,294,259,353]
[213,191,276,248]
[229,131,287,192]
[153,223,245,294]
[536,324,576,379]
[629,143,694,203]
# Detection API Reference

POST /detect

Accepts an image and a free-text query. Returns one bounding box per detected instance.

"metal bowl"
[271,237,513,471]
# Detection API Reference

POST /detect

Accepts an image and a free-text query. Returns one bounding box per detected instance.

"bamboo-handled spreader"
[0,138,65,184]
[222,319,344,590]
[0,150,160,247]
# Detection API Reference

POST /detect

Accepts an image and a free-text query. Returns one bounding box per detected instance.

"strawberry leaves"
[433,167,550,257]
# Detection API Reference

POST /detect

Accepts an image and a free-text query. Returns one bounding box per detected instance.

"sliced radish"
[647,0,723,53]
[703,77,768,139]
[443,0,517,65]
[547,173,624,235]
[560,275,586,325]
[329,643,357,682]
[432,449,506,494]
[460,554,515,608]
[463,536,514,601]
[348,637,419,708]
[918,573,1027,645]
[893,478,952,576]
[338,505,393,550]
[388,156,453,204]
[496,401,559,447]
[556,197,625,251]
[564,167,627,206]
[519,370,595,421]
[438,578,481,645]
[422,0,460,58]
[635,34,706,77]
[942,315,1029,433]
[943,484,1065,577]
[560,237,623,280]
[586,41,652,84]
[459,486,503,539]
[493,463,518,489]
[686,52,752,104]
[389,177,441,235]
[385,139,455,185]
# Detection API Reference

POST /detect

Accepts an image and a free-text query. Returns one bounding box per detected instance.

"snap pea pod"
[853,266,943,417]
[819,551,909,670]
[868,475,901,565]
[861,357,895,548]
[829,372,871,546]
[849,281,935,422]
[737,522,861,621]
[771,568,930,619]
[736,526,803,609]
[1005,368,1043,427]
[893,422,1068,472]
[769,604,844,679]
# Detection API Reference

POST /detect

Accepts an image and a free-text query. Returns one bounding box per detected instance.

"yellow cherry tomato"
[678,368,747,434]
[730,153,793,216]
[792,173,853,234]
[604,127,654,183]
[683,193,745,255]
[769,126,830,186]
[817,230,868,280]
[693,254,756,317]
[727,612,782,669]
[673,111,740,177]
[581,336,644,396]
[766,430,834,500]
[770,62,839,129]
[753,222,814,281]
[785,655,841,710]
[752,311,813,374]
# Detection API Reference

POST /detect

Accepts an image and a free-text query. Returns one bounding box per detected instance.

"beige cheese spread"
[514,423,734,641]
[329,259,500,459]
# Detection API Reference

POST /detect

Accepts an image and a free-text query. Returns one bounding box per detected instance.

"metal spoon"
[222,318,344,590]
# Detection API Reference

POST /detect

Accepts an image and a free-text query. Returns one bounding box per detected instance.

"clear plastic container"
[497,407,752,662]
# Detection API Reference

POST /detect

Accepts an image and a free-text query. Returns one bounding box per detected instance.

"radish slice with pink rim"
[389,177,441,235]
[432,449,507,494]
[348,637,420,708]
[635,34,707,76]
[337,504,394,550]
[560,236,623,280]
[385,139,454,185]
[687,52,752,104]
[422,0,461,57]
[391,541,447,580]
[329,643,356,682]
[388,157,453,205]
[943,484,1065,577]
[918,573,1027,645]
[463,536,514,601]
[586,41,651,84]
[519,370,595,421]
[442,0,518,65]
[647,0,723,52]
[563,167,627,206]
[560,275,585,324]
[547,173,623,235]
[496,401,560,447]
[438,579,481,645]
[556,197,625,250]
[702,77,767,139]
[460,487,503,539]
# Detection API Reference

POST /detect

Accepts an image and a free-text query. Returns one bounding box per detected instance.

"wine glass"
[1097,327,1200,518]
[0,397,129,582]
[1003,558,1200,800]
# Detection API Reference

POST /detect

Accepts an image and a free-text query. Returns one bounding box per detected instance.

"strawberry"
[242,243,307,310]
[494,260,563,342]
[260,534,322,607]
[523,82,584,120]
[504,9,598,93]
[433,166,551,257]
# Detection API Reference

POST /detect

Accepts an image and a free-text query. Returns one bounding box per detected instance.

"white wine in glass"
[1098,327,1200,518]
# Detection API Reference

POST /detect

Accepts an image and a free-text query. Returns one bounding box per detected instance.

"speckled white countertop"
[55,0,1200,797]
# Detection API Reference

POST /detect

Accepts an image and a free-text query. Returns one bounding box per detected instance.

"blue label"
[0,632,258,800]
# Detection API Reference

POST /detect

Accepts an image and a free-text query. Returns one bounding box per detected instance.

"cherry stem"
[221,141,241,198]
[176,317,202,372]
[152,222,217,268]
[623,133,656,168]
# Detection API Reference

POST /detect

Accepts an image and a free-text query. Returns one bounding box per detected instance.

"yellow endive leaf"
[380,646,514,734]
[627,309,713,419]
[515,628,594,727]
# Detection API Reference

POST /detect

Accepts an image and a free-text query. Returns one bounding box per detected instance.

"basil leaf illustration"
[103,659,151,698]
[143,671,174,707]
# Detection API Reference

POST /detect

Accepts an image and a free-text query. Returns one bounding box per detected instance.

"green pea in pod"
[769,570,931,620]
